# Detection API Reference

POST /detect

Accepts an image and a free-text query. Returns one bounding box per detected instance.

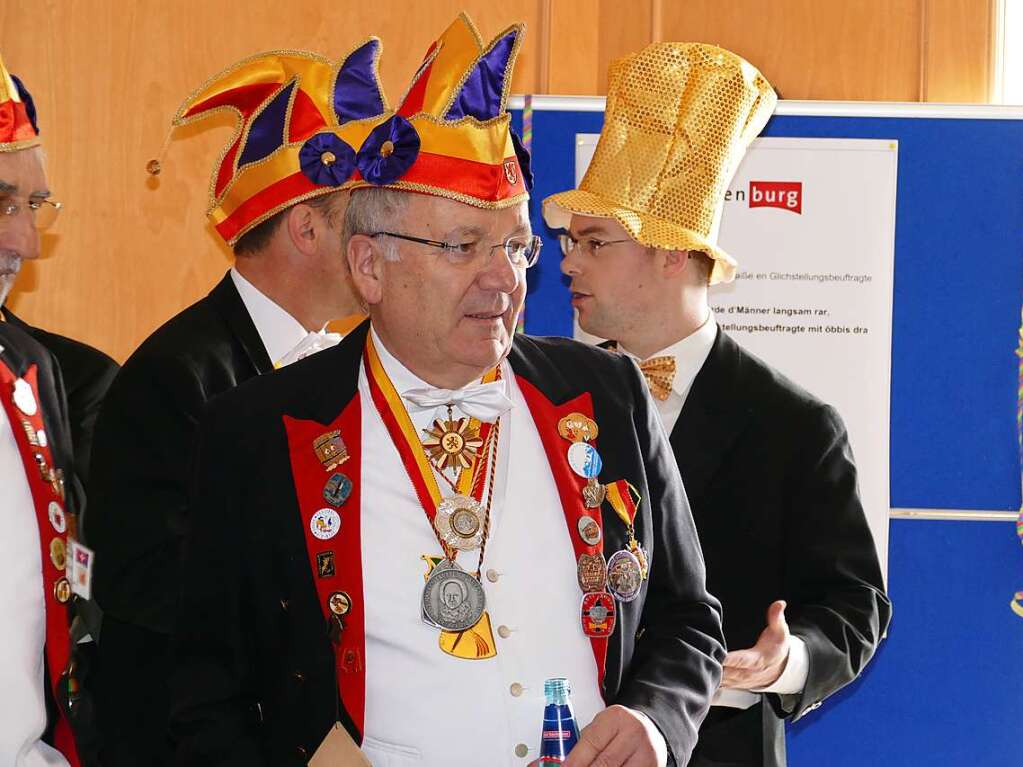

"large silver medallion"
[433,495,484,551]
[421,559,486,631]
[606,549,643,603]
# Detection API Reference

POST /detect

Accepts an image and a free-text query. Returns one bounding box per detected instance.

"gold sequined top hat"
[543,43,777,285]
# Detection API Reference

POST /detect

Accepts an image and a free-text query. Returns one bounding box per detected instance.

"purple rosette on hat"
[300,132,357,187]
[356,115,420,186]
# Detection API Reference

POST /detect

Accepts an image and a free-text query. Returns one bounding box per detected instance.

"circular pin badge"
[327,591,352,616]
[49,538,67,571]
[577,515,602,546]
[36,429,48,448]
[606,549,643,603]
[53,577,72,604]
[557,413,599,443]
[48,502,66,533]
[310,508,341,540]
[434,495,484,551]
[13,378,37,416]
[567,442,602,479]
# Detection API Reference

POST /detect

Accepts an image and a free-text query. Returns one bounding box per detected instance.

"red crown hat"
[0,53,40,151]
[346,13,530,208]
[171,40,392,246]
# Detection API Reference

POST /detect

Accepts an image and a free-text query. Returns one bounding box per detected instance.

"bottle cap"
[544,677,572,704]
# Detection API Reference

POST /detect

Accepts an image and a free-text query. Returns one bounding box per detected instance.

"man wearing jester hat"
[0,53,99,767]
[544,44,890,767]
[171,15,723,767]
[85,40,388,766]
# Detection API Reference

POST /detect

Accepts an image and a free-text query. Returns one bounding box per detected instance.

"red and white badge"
[48,501,66,533]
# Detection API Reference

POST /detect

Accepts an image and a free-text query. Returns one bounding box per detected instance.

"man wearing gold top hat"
[544,44,891,767]
[0,53,99,766]
[84,42,384,765]
[170,15,724,767]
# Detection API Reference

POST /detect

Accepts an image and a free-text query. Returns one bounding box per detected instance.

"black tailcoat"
[2,307,119,490]
[170,321,725,767]
[85,273,272,765]
[677,330,891,767]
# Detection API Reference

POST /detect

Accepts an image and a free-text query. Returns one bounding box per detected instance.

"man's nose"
[477,247,521,293]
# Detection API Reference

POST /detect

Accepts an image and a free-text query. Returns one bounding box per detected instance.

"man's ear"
[347,234,384,306]
[285,203,318,256]
[661,248,692,278]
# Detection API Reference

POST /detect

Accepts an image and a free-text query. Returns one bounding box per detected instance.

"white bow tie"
[275,331,342,368]
[403,379,513,423]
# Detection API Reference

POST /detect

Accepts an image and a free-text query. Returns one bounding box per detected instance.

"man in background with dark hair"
[85,47,385,764]
[544,43,890,767]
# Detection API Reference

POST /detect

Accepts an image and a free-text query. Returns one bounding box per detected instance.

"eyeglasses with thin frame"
[370,231,542,269]
[559,233,633,258]
[0,195,62,230]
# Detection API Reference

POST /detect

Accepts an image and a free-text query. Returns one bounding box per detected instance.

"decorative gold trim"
[329,35,391,118]
[351,179,528,210]
[437,22,526,120]
[170,50,335,213]
[0,136,41,153]
[223,186,341,246]
[408,110,512,132]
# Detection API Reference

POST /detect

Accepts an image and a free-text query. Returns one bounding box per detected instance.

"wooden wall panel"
[657,0,923,101]
[922,0,994,102]
[0,0,998,361]
[0,0,543,362]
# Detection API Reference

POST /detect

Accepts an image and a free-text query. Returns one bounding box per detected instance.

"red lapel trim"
[283,395,366,739]
[515,375,608,698]
[0,362,80,766]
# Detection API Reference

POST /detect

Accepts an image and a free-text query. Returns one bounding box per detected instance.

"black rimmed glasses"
[370,231,542,269]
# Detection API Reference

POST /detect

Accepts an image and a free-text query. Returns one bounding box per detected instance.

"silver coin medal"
[421,558,486,631]
[433,494,484,551]
[606,548,643,602]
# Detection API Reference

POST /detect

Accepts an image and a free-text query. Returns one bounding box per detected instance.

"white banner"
[575,135,897,574]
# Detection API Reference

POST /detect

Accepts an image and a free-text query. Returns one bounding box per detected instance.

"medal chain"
[472,419,499,580]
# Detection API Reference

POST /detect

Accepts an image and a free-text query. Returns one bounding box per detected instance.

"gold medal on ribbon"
[421,413,484,471]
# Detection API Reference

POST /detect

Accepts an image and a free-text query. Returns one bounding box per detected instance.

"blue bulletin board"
[512,97,1023,766]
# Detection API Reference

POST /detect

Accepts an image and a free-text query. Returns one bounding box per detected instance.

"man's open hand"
[721,600,790,690]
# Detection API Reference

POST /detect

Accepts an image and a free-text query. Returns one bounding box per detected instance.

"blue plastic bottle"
[538,677,580,764]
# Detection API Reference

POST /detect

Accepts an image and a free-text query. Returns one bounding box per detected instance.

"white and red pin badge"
[310,508,341,540]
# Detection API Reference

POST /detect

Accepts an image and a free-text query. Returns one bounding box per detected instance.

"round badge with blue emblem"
[310,508,341,540]
[567,442,602,479]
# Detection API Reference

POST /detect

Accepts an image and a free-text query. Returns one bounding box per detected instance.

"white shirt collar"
[368,325,509,412]
[230,267,310,366]
[620,312,718,400]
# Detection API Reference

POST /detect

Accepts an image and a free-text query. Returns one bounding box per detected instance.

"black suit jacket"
[676,330,891,767]
[2,308,119,491]
[86,272,272,765]
[0,319,96,761]
[170,320,725,767]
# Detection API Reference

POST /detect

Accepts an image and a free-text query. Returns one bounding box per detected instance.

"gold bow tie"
[638,356,677,401]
